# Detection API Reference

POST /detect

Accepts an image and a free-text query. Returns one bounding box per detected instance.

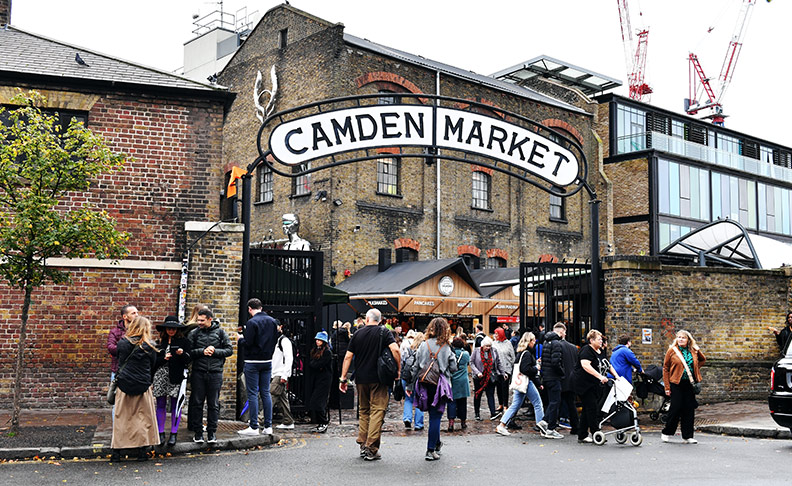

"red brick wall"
[0,90,225,408]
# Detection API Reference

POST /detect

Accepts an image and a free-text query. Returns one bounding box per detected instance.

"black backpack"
[376,327,399,385]
[401,348,416,384]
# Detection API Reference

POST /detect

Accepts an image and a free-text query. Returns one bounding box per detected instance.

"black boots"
[167,433,177,446]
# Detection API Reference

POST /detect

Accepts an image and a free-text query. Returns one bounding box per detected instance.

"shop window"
[376,157,400,196]
[486,256,506,268]
[472,171,491,210]
[550,188,566,222]
[258,164,273,203]
[292,163,311,197]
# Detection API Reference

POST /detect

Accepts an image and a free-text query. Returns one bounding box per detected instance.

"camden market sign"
[258,94,587,195]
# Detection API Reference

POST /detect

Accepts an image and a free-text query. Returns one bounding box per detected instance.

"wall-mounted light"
[353,224,361,232]
[333,199,343,206]
[314,190,328,202]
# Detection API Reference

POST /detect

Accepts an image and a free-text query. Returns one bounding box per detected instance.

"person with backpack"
[271,321,294,430]
[446,337,471,431]
[401,332,425,430]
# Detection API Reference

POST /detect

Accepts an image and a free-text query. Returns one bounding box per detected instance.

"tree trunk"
[10,284,32,434]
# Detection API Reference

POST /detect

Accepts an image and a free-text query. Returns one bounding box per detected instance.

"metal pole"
[435,70,441,259]
[239,173,252,327]
[585,183,602,331]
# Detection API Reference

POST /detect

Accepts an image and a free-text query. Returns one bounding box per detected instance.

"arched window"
[472,171,491,210]
[486,256,507,268]
[461,253,481,269]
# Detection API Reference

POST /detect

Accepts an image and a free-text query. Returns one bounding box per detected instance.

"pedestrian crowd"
[106,302,708,462]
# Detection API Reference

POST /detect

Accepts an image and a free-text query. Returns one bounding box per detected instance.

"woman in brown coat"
[661,330,705,444]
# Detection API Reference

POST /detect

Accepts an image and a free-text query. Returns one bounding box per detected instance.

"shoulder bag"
[672,346,701,395]
[509,352,529,393]
[107,343,139,405]
[376,327,399,385]
[418,342,446,386]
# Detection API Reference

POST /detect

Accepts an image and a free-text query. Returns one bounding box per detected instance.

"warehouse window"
[376,157,400,196]
[258,164,273,203]
[472,171,491,210]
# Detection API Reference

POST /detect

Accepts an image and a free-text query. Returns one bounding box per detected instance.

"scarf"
[678,346,695,381]
[475,348,494,398]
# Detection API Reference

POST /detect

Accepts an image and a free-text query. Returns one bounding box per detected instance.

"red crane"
[685,0,756,126]
[616,0,652,101]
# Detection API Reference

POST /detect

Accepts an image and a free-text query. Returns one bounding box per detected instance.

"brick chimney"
[0,0,10,27]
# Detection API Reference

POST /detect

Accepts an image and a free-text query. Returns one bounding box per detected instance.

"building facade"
[218,4,605,286]
[0,19,236,408]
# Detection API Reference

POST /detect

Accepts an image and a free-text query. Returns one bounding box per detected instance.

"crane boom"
[616,0,651,102]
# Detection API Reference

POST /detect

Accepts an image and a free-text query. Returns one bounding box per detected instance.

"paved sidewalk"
[0,399,785,461]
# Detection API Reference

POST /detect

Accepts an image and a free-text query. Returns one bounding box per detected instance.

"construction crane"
[685,0,757,126]
[616,0,652,101]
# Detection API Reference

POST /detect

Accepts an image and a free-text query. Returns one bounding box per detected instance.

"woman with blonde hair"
[402,332,425,430]
[110,316,159,462]
[661,330,706,444]
[496,332,544,436]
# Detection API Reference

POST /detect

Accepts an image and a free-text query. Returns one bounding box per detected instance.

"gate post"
[586,183,602,331]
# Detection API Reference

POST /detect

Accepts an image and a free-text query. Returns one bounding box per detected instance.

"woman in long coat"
[111,316,159,462]
[307,331,333,433]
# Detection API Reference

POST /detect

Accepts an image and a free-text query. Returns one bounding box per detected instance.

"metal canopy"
[492,55,622,96]
[659,219,792,269]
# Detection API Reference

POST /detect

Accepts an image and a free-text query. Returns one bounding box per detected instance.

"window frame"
[256,163,273,204]
[471,170,492,211]
[376,156,401,197]
[549,188,567,223]
[485,256,507,269]
[291,163,311,198]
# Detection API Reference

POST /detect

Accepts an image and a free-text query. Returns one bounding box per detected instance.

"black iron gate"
[519,261,601,346]
[242,248,324,418]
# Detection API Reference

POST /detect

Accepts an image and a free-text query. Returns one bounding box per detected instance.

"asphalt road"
[3,432,791,486]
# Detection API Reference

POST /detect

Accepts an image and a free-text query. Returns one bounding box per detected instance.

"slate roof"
[335,257,480,295]
[469,267,520,297]
[343,33,588,116]
[0,26,225,94]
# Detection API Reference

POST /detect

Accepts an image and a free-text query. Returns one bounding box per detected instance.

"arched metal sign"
[256,93,588,197]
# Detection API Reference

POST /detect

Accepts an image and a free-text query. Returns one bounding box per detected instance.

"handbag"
[376,327,399,385]
[107,343,139,405]
[418,342,446,386]
[509,352,529,393]
[392,379,405,401]
[673,346,701,395]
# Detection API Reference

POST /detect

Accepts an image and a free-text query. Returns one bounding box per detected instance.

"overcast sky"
[10,0,790,146]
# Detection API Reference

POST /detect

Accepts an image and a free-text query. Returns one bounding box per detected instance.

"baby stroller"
[592,376,642,446]
[635,365,670,423]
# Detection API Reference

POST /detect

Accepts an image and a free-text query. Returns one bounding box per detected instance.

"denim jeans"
[427,406,443,451]
[189,371,223,433]
[501,380,544,425]
[402,379,424,427]
[244,361,273,429]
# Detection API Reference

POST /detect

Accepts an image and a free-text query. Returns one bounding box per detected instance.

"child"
[153,315,191,446]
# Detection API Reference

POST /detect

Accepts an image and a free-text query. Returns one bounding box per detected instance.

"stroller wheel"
[629,431,643,446]
[649,411,660,421]
[592,431,606,446]
[660,413,669,424]
[615,432,628,444]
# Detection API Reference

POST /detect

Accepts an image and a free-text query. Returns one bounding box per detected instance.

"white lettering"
[414,301,435,306]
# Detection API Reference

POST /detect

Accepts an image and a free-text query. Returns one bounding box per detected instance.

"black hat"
[157,315,185,332]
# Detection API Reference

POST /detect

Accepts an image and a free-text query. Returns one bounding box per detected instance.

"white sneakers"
[536,420,549,435]
[684,438,698,444]
[495,424,511,436]
[661,433,696,444]
[275,423,294,430]
[261,427,273,435]
[238,427,260,436]
[661,433,671,443]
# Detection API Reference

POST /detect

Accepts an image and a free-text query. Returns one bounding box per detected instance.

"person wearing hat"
[153,315,191,447]
[307,330,333,433]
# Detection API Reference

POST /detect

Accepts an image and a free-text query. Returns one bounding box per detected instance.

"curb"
[0,434,279,461]
[699,425,791,440]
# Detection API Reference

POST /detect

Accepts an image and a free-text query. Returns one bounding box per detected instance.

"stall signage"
[495,304,519,310]
[438,276,455,296]
[414,300,435,306]
[367,300,388,306]
[269,105,580,187]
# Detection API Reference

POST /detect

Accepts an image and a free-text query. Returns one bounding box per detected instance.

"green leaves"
[0,90,130,290]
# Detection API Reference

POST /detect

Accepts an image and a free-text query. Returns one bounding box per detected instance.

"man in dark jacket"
[539,322,566,439]
[107,304,138,378]
[558,325,580,436]
[237,298,279,436]
[188,308,233,443]
[770,312,792,354]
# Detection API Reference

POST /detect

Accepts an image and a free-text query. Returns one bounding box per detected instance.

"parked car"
[769,338,792,431]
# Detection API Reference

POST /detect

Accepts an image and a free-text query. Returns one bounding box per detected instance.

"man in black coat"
[237,298,279,437]
[539,322,566,439]
[187,308,233,444]
[558,324,580,436]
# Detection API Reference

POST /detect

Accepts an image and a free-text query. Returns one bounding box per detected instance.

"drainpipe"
[436,70,441,259]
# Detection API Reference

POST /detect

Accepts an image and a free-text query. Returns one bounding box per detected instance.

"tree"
[0,91,130,433]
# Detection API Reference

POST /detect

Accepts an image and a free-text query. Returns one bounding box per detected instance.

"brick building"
[217,4,606,300]
[0,10,237,410]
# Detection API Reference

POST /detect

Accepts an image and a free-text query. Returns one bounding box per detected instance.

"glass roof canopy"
[491,55,622,96]
[659,219,792,270]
